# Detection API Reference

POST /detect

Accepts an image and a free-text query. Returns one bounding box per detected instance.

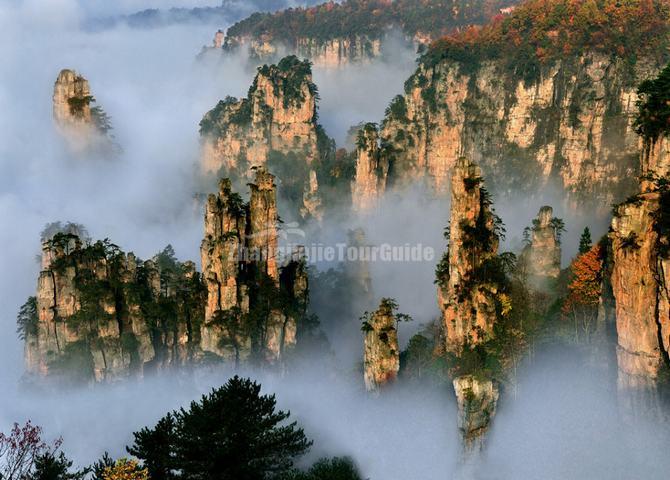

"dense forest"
[420,0,670,79]
[225,0,517,45]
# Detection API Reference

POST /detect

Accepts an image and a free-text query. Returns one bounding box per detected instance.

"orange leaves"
[102,459,149,480]
[562,244,604,315]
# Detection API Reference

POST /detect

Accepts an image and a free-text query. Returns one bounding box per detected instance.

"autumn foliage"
[422,0,670,71]
[563,244,603,313]
[101,459,149,480]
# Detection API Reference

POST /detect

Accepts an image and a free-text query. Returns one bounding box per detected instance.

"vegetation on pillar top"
[418,0,670,84]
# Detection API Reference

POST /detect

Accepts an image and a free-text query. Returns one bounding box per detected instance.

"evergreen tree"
[90,453,115,480]
[281,457,363,480]
[128,376,312,480]
[126,414,177,480]
[28,451,86,480]
[578,227,593,254]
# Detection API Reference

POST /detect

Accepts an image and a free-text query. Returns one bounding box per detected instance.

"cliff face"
[436,158,501,453]
[453,375,499,453]
[438,158,499,349]
[220,0,515,68]
[352,53,658,210]
[200,56,327,220]
[228,35,384,68]
[25,170,309,383]
[351,124,388,212]
[363,299,400,392]
[200,168,308,364]
[520,206,561,280]
[610,135,670,418]
[53,69,114,153]
[26,237,204,384]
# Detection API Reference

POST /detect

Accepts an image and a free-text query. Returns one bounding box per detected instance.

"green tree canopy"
[128,376,312,480]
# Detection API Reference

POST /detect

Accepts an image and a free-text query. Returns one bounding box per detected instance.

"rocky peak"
[53,69,92,126]
[248,167,279,282]
[436,157,502,454]
[53,69,114,152]
[520,205,562,281]
[608,60,670,418]
[26,234,205,384]
[352,123,388,213]
[200,168,307,364]
[199,56,326,220]
[438,157,500,349]
[453,376,499,455]
[362,298,401,392]
[359,0,669,210]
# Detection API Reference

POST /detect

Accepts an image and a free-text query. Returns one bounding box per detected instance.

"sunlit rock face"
[438,158,499,349]
[24,170,308,384]
[519,206,561,281]
[352,123,388,213]
[610,135,670,420]
[436,158,501,453]
[228,35,384,68]
[357,53,660,210]
[200,168,308,364]
[453,376,499,454]
[53,69,115,154]
[26,236,204,384]
[199,56,325,220]
[363,300,400,392]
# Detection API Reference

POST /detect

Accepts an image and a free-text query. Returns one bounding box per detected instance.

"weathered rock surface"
[438,158,500,349]
[25,171,309,383]
[610,136,670,418]
[436,158,501,453]
[453,376,499,453]
[26,237,204,384]
[199,56,327,219]
[53,69,114,153]
[352,124,388,213]
[519,206,562,281]
[219,0,513,68]
[200,167,308,364]
[353,53,660,210]
[229,35,384,68]
[363,299,400,392]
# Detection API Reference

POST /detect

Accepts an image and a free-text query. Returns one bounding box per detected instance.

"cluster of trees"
[422,0,670,83]
[0,377,363,480]
[226,0,510,46]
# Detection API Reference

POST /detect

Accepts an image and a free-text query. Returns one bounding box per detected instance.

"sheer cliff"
[200,168,309,365]
[53,69,114,154]
[22,169,310,383]
[436,158,504,454]
[24,237,205,384]
[200,56,343,220]
[220,0,516,67]
[352,0,670,212]
[608,62,670,419]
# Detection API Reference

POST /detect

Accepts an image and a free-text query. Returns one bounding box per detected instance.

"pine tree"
[128,376,312,480]
[28,451,86,480]
[578,227,592,254]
